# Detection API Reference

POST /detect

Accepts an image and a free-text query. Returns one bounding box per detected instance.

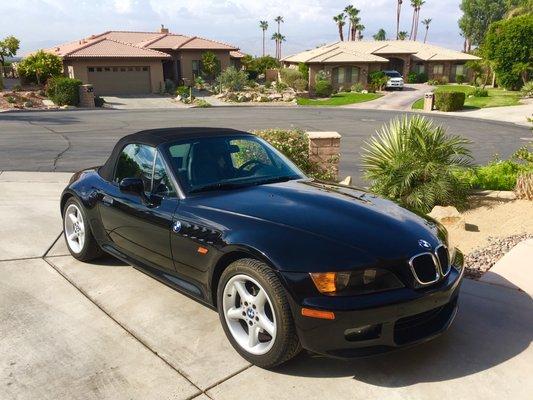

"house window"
[88,67,94,72]
[350,67,360,83]
[337,67,345,84]
[433,64,444,75]
[413,63,425,74]
[455,64,465,76]
[192,60,201,77]
[96,67,102,72]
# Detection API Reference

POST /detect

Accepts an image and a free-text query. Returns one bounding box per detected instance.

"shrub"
[17,50,62,85]
[164,79,176,94]
[200,51,220,80]
[369,71,388,90]
[280,68,303,88]
[417,72,428,83]
[216,66,248,92]
[515,172,533,200]
[6,95,15,103]
[293,78,308,91]
[407,72,418,84]
[45,76,82,106]
[298,63,309,81]
[456,159,533,190]
[253,129,337,180]
[194,76,206,90]
[456,74,465,84]
[351,82,364,92]
[194,99,212,108]
[362,115,472,213]
[315,70,328,83]
[274,81,288,92]
[434,91,466,111]
[314,80,333,97]
[176,85,191,99]
[521,81,533,98]
[472,87,489,97]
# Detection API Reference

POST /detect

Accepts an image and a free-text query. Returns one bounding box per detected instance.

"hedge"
[280,68,304,89]
[434,91,465,111]
[45,77,82,106]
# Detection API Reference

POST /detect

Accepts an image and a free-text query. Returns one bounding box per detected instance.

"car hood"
[191,179,442,259]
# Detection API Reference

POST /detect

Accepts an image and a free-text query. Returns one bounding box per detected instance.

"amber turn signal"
[310,272,338,294]
[197,246,208,255]
[301,307,335,320]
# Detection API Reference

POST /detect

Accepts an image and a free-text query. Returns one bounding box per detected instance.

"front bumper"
[281,267,463,357]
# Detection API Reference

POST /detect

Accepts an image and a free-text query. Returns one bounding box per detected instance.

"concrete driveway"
[102,94,188,110]
[1,171,532,400]
[343,84,433,111]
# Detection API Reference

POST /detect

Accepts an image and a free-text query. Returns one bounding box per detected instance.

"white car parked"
[384,70,404,90]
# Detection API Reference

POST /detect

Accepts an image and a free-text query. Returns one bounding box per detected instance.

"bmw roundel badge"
[418,239,432,249]
[172,220,182,233]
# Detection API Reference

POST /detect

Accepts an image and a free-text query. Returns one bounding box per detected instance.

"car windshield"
[162,135,305,194]
[385,71,402,78]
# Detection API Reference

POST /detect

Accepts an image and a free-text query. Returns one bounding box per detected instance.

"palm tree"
[344,5,355,41]
[398,31,408,40]
[259,21,268,56]
[345,5,360,41]
[271,33,285,59]
[274,16,284,59]
[409,0,425,40]
[396,1,403,39]
[373,28,387,41]
[333,13,346,41]
[356,24,365,40]
[421,18,432,43]
[278,34,286,59]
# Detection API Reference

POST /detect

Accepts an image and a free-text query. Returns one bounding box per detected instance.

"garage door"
[87,66,151,95]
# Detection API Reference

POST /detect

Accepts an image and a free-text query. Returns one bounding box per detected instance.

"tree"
[345,5,361,41]
[409,0,425,40]
[356,24,365,40]
[274,16,284,59]
[422,18,432,43]
[333,13,346,41]
[271,33,286,60]
[16,50,62,85]
[458,0,507,48]
[398,31,409,40]
[0,35,20,67]
[278,35,286,59]
[200,51,220,80]
[373,28,387,41]
[259,21,269,57]
[344,5,355,41]
[483,13,533,89]
[505,0,533,18]
[396,1,403,39]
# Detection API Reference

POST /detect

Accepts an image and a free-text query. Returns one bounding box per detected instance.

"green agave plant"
[362,115,473,213]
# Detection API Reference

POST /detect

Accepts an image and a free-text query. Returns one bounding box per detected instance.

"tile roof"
[230,51,246,58]
[282,40,481,64]
[44,30,239,59]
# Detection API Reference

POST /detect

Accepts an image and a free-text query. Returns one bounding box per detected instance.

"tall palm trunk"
[338,25,344,41]
[262,31,265,57]
[423,25,429,43]
[409,7,416,39]
[396,1,402,39]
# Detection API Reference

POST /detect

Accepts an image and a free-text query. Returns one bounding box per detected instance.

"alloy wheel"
[64,204,85,254]
[222,274,277,355]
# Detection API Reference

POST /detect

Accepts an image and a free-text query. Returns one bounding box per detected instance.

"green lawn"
[411,84,521,110]
[297,92,381,106]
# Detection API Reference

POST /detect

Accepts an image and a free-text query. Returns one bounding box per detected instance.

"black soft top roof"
[99,127,251,181]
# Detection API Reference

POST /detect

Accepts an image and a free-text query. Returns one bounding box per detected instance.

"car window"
[152,152,177,197]
[114,143,155,193]
[164,135,304,193]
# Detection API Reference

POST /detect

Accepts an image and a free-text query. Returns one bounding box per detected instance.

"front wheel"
[217,258,301,368]
[63,197,103,261]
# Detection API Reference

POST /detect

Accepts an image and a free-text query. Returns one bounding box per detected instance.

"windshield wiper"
[251,175,298,186]
[189,181,246,194]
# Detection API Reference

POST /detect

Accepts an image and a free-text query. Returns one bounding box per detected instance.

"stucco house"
[282,40,481,91]
[45,26,242,95]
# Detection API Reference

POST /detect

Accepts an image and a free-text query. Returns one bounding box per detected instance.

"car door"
[98,143,178,273]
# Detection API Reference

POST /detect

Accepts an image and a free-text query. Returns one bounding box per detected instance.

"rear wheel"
[217,258,301,368]
[63,197,103,261]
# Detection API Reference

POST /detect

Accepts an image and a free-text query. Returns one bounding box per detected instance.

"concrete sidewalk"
[1,171,532,400]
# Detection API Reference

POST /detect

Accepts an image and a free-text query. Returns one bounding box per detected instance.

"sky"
[1,0,465,57]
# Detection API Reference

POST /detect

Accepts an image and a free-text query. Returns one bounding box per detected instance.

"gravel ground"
[464,233,533,279]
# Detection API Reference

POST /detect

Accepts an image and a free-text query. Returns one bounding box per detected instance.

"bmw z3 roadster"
[61,127,464,368]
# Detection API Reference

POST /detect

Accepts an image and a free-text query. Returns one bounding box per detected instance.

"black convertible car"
[61,127,464,368]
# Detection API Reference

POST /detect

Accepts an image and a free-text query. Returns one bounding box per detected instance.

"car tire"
[63,197,103,261]
[217,258,301,368]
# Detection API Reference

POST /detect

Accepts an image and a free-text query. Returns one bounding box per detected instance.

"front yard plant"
[253,128,337,180]
[216,66,248,92]
[16,50,62,85]
[362,115,473,213]
[412,85,521,109]
[434,91,466,111]
[45,77,82,106]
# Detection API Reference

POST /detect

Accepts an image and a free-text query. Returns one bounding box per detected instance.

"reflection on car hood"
[195,179,441,258]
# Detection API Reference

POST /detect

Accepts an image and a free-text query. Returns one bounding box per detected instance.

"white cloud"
[113,0,133,14]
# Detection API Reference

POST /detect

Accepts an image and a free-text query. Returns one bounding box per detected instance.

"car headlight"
[310,269,404,296]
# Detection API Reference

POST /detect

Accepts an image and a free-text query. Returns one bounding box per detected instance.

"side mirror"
[119,177,145,195]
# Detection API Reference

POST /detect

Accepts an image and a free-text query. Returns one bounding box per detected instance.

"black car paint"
[61,135,462,357]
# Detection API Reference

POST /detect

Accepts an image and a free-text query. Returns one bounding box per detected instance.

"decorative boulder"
[428,206,466,230]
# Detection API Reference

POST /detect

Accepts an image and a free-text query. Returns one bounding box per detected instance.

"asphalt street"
[0,107,530,185]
